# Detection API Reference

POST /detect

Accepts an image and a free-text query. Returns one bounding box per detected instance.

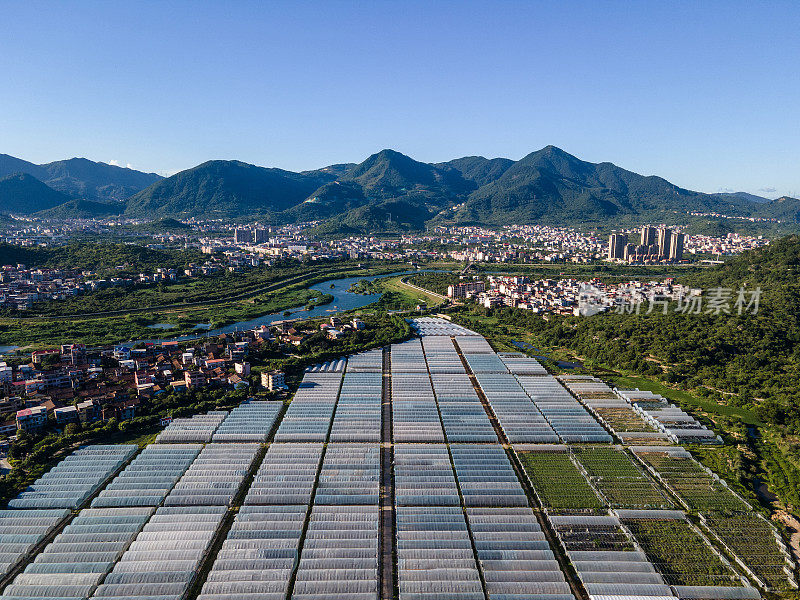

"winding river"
[130,270,429,346]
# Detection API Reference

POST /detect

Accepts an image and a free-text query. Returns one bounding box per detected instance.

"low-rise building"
[16,405,47,432]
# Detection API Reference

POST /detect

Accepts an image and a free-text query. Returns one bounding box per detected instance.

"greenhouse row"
[391,339,429,373]
[558,376,669,444]
[474,373,560,443]
[163,443,260,506]
[314,443,380,505]
[391,346,445,442]
[421,336,465,373]
[430,373,497,442]
[346,348,383,372]
[89,505,226,600]
[329,371,382,442]
[210,400,283,442]
[393,444,460,506]
[465,506,574,600]
[450,444,528,507]
[244,443,324,506]
[617,389,721,445]
[155,411,228,444]
[497,352,549,375]
[516,376,612,443]
[1,507,154,600]
[461,352,509,374]
[8,445,137,510]
[0,509,70,583]
[272,372,341,442]
[91,444,201,508]
[292,504,379,600]
[548,513,676,600]
[396,505,484,600]
[452,335,494,354]
[196,505,306,600]
[406,317,478,337]
[305,358,346,373]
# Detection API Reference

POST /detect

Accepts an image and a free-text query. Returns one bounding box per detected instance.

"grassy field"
[379,276,447,307]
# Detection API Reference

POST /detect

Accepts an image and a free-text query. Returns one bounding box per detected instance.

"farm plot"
[621,514,743,588]
[518,450,603,510]
[634,448,749,512]
[703,512,796,591]
[571,447,673,509]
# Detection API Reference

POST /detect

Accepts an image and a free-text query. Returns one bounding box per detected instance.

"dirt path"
[774,510,800,564]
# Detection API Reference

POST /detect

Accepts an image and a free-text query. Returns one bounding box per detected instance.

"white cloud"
[126,163,134,169]
[109,159,120,166]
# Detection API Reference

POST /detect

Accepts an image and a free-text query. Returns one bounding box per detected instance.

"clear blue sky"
[2,1,798,198]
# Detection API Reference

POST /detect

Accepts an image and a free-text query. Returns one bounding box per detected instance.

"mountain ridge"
[2,147,794,230]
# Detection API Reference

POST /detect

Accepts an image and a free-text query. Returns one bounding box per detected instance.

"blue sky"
[1,1,798,198]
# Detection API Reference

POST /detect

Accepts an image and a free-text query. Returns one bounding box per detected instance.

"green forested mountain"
[0,154,161,202]
[2,146,794,230]
[124,160,330,217]
[39,158,162,201]
[0,173,71,214]
[449,145,755,225]
[34,198,124,219]
[436,155,515,187]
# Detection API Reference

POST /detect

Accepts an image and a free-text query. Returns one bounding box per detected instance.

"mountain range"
[1,147,798,232]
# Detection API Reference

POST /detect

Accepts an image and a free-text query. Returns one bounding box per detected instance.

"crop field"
[518,450,603,509]
[623,516,742,587]
[636,449,750,512]
[703,512,796,591]
[571,447,673,509]
[591,405,656,432]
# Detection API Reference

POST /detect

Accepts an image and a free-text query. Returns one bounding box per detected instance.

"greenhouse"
[407,317,478,337]
[8,445,137,510]
[422,336,465,373]
[163,443,260,506]
[450,444,528,507]
[396,505,484,600]
[155,411,228,443]
[391,362,445,442]
[393,444,459,506]
[497,352,549,375]
[291,504,379,600]
[465,506,575,600]
[210,401,283,442]
[272,372,341,442]
[91,444,201,508]
[702,512,796,591]
[305,358,347,373]
[474,373,559,443]
[346,348,383,372]
[453,335,495,353]
[314,443,380,505]
[548,514,675,600]
[1,507,154,600]
[0,509,70,582]
[244,443,324,505]
[196,505,306,600]
[89,506,226,600]
[571,447,673,509]
[517,447,604,510]
[516,376,612,443]
[632,447,750,512]
[329,371,382,442]
[619,511,748,590]
[462,352,509,374]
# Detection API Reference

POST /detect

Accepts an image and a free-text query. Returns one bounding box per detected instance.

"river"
[128,270,429,346]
